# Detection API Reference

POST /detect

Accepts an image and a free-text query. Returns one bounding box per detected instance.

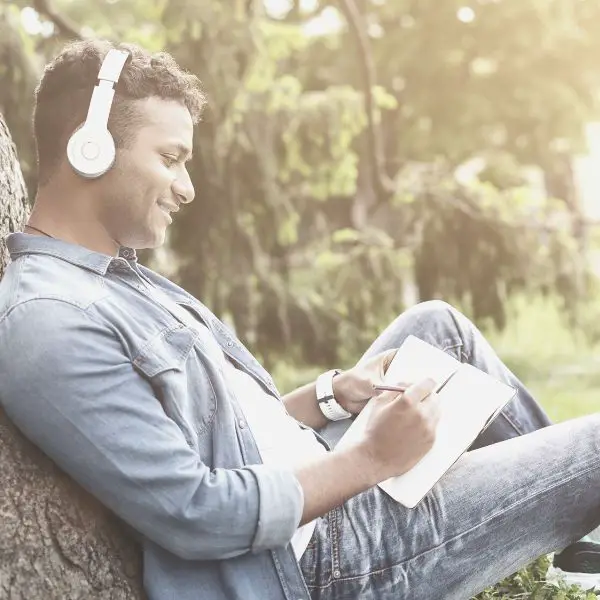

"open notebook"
[336,335,517,508]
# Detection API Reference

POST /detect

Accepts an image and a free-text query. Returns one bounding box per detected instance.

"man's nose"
[172,167,195,204]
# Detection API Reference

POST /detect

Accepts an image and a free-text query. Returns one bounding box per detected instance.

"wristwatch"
[316,369,352,421]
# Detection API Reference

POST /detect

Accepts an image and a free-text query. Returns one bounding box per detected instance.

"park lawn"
[502,353,600,423]
[530,369,600,423]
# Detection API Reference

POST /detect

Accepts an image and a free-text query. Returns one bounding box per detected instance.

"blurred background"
[3,0,600,421]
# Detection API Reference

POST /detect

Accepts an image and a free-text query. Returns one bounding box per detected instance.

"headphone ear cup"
[67,126,116,178]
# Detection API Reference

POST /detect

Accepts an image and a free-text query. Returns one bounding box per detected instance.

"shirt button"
[239,420,246,429]
[227,341,234,347]
[333,570,341,579]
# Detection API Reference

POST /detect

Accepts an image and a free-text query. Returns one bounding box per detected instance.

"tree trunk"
[0,113,145,599]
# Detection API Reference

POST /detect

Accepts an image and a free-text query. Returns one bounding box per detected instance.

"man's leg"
[320,299,550,449]
[300,414,600,600]
[310,300,597,596]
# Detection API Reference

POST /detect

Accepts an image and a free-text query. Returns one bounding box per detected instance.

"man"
[1,39,599,600]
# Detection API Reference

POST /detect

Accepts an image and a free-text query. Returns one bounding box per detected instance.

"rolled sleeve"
[247,464,304,553]
[0,299,303,561]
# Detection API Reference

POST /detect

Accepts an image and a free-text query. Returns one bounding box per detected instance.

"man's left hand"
[333,349,405,415]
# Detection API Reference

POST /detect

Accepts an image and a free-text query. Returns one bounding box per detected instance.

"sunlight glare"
[264,0,293,19]
[303,6,343,37]
[264,0,320,19]
[20,7,54,36]
[457,6,476,23]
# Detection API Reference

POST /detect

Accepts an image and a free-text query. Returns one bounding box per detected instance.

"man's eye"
[162,155,177,167]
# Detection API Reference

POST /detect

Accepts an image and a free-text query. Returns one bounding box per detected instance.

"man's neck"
[27,190,120,257]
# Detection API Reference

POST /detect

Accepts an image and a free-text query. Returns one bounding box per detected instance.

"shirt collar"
[5,232,139,276]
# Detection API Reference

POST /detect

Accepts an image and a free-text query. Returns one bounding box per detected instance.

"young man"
[1,39,599,600]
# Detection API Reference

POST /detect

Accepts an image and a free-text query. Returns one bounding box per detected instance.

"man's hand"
[333,349,403,414]
[282,347,406,432]
[296,377,441,524]
[356,378,440,481]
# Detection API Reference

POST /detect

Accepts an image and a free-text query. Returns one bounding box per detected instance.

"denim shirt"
[0,232,316,600]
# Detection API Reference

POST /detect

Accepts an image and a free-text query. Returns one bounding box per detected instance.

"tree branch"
[32,0,84,40]
[336,0,396,209]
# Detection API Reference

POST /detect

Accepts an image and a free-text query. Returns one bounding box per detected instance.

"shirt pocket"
[132,323,217,449]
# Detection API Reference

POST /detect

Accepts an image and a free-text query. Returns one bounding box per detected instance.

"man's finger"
[419,390,441,427]
[401,377,437,405]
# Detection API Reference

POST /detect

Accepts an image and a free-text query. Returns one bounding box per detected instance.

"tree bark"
[0,113,145,599]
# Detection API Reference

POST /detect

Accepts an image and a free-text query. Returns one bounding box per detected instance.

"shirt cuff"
[247,464,304,553]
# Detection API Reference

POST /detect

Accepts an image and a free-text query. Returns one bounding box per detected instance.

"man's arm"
[283,349,399,430]
[0,299,304,561]
[1,300,438,559]
[282,381,329,430]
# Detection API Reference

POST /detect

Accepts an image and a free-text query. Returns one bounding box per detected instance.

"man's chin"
[120,228,167,251]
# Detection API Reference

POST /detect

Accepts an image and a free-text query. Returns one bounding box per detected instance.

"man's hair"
[33,39,206,185]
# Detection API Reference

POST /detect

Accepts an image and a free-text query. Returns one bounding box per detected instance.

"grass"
[485,294,600,424]
[474,554,599,599]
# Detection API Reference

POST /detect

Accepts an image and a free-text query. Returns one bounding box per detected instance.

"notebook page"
[378,362,516,508]
[337,335,460,451]
[383,335,461,388]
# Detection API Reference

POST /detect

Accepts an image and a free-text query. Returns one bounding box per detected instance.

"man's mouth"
[157,202,179,221]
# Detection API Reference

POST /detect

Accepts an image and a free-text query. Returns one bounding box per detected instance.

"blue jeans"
[302,301,600,599]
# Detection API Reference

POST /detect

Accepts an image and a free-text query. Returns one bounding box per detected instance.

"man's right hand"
[358,378,441,482]
[295,378,441,526]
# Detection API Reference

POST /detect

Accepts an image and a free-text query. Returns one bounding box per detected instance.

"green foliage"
[0,2,38,192]
[408,164,581,329]
[474,556,598,599]
[3,0,600,365]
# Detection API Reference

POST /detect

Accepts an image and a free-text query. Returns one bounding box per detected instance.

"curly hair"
[33,39,206,184]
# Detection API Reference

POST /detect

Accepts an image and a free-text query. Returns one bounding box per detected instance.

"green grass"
[474,555,599,599]
[485,294,600,423]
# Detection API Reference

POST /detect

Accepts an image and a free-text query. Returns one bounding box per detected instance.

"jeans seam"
[441,341,463,361]
[496,409,526,436]
[330,507,341,579]
[309,461,600,587]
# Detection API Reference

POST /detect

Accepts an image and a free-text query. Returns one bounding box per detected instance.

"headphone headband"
[98,49,129,83]
[85,49,129,131]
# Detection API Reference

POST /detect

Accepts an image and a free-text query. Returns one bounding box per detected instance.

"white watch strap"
[316,369,352,421]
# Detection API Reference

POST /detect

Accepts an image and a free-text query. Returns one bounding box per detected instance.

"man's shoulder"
[0,252,106,322]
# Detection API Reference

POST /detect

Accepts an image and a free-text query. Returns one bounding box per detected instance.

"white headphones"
[66,48,130,178]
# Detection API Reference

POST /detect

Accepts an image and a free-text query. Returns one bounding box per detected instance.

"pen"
[373,385,408,393]
[374,373,454,395]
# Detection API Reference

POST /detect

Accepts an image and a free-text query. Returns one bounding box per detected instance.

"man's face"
[97,96,195,250]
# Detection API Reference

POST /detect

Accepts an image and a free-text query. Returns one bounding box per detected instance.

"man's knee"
[395,300,472,347]
[403,300,461,323]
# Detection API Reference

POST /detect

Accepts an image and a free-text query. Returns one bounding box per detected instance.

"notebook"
[336,335,517,508]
